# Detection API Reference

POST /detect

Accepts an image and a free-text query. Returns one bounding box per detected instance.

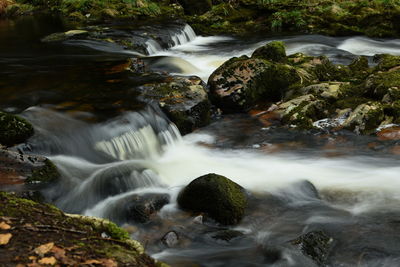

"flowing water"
[2,15,400,266]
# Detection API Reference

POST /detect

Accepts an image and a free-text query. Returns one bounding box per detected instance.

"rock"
[251,41,286,62]
[374,54,400,71]
[125,193,170,224]
[298,82,346,100]
[364,69,400,100]
[208,57,301,112]
[177,173,247,225]
[0,111,34,147]
[161,231,179,248]
[41,30,89,42]
[211,229,244,242]
[276,94,326,129]
[342,102,384,134]
[139,75,211,135]
[377,126,400,141]
[177,0,212,15]
[349,56,369,72]
[0,149,59,185]
[290,231,333,266]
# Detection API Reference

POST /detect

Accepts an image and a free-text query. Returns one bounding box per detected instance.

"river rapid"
[2,15,400,266]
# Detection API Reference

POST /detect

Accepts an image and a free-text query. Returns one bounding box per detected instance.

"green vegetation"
[3,0,182,21]
[0,111,34,147]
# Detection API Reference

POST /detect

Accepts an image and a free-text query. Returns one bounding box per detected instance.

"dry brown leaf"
[0,221,11,230]
[0,233,12,245]
[16,264,25,267]
[38,256,57,265]
[34,242,54,256]
[51,246,66,259]
[28,256,37,261]
[83,259,102,264]
[100,258,118,267]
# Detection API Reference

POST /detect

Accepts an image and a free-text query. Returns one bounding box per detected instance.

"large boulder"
[177,0,212,15]
[208,56,301,112]
[177,173,247,225]
[139,76,211,135]
[0,111,34,146]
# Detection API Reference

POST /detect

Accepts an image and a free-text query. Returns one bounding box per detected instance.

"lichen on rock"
[0,111,34,147]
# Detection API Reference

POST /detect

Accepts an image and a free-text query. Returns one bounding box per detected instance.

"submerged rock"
[125,193,170,224]
[177,173,247,225]
[0,111,34,147]
[290,230,333,266]
[0,149,59,185]
[211,229,244,242]
[139,75,211,135]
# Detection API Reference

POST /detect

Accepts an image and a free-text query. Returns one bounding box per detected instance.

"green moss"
[251,41,286,62]
[247,63,301,103]
[25,159,60,184]
[374,54,400,71]
[177,173,247,225]
[0,111,34,146]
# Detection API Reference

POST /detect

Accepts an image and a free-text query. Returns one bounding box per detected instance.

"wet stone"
[161,231,179,248]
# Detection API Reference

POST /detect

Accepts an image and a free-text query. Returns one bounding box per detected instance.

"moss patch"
[0,111,34,147]
[0,192,163,266]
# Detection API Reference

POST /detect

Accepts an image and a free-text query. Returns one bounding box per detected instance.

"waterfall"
[145,24,197,54]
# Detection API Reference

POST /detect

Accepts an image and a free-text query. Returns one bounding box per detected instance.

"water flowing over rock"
[138,76,211,135]
[177,173,247,225]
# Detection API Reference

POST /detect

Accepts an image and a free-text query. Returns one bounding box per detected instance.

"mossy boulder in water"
[251,41,286,62]
[0,111,34,146]
[208,56,301,112]
[139,76,211,135]
[177,173,247,225]
[364,68,400,100]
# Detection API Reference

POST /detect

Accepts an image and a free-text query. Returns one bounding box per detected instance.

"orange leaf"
[38,256,57,265]
[0,221,11,230]
[0,233,12,245]
[34,242,54,256]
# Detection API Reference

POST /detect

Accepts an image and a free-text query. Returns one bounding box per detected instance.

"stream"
[2,14,400,266]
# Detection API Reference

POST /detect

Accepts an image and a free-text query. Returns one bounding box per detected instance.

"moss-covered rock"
[177,173,247,225]
[363,69,400,100]
[0,149,60,186]
[208,56,301,112]
[0,111,34,146]
[139,76,211,135]
[374,54,400,71]
[0,192,164,266]
[278,94,327,129]
[251,41,286,62]
[342,102,384,134]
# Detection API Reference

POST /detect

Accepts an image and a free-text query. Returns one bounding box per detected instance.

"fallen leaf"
[100,259,118,267]
[38,256,57,265]
[0,221,11,230]
[28,256,37,261]
[51,246,66,259]
[34,242,54,256]
[16,264,25,267]
[0,233,12,245]
[83,259,102,264]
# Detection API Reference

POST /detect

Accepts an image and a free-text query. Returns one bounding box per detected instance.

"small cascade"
[145,24,197,54]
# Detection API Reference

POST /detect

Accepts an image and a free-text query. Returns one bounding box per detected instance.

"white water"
[143,25,400,80]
